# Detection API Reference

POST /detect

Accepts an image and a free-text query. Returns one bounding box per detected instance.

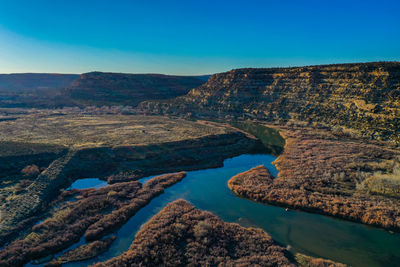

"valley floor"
[1,110,399,266]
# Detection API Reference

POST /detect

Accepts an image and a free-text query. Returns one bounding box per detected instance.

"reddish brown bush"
[21,164,40,176]
[46,236,116,266]
[0,172,186,267]
[228,127,400,231]
[92,199,295,267]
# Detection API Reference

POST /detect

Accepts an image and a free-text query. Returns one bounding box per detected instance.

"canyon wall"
[138,62,400,142]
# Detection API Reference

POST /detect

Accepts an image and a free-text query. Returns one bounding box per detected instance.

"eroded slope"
[138,62,400,143]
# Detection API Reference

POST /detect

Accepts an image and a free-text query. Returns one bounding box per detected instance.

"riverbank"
[228,125,400,232]
[0,114,260,248]
[65,154,400,267]
[0,172,186,266]
[92,199,296,266]
[93,199,348,267]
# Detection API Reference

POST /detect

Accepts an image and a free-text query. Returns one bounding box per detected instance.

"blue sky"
[0,0,399,74]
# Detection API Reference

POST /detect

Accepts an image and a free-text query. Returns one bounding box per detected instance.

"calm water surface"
[68,178,107,190]
[58,154,400,267]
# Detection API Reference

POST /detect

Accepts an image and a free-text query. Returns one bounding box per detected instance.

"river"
[56,154,400,267]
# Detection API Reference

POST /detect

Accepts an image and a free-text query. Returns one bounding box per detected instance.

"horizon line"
[0,60,398,76]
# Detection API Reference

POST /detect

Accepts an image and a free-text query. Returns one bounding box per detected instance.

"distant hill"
[0,72,208,108]
[0,73,79,108]
[60,72,208,106]
[0,73,79,91]
[137,62,400,142]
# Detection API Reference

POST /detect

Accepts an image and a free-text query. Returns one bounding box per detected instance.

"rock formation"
[138,62,400,143]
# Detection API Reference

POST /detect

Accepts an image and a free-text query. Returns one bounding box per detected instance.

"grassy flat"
[0,114,231,150]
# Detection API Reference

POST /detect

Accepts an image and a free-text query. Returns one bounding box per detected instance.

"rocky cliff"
[138,62,400,142]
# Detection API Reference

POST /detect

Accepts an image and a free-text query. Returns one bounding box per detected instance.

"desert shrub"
[360,157,400,197]
[362,173,400,197]
[295,253,347,267]
[193,220,212,239]
[21,164,40,176]
[14,179,33,193]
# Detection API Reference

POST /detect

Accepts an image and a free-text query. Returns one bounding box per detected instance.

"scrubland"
[93,199,346,267]
[229,125,400,231]
[0,112,258,257]
[92,199,295,267]
[0,172,186,266]
[0,112,229,149]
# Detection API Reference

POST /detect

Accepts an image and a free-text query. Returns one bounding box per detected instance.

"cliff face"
[138,62,400,142]
[61,72,207,107]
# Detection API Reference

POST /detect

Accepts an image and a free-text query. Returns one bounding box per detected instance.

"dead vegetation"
[0,172,186,267]
[295,253,347,267]
[228,126,400,231]
[0,113,258,250]
[92,199,295,267]
[359,157,400,197]
[0,113,230,149]
[21,164,40,176]
[46,236,116,266]
[92,199,344,267]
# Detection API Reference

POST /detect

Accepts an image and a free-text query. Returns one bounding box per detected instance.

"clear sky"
[0,0,399,75]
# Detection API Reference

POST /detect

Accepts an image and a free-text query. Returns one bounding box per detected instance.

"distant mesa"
[0,73,79,91]
[61,72,208,107]
[0,71,208,108]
